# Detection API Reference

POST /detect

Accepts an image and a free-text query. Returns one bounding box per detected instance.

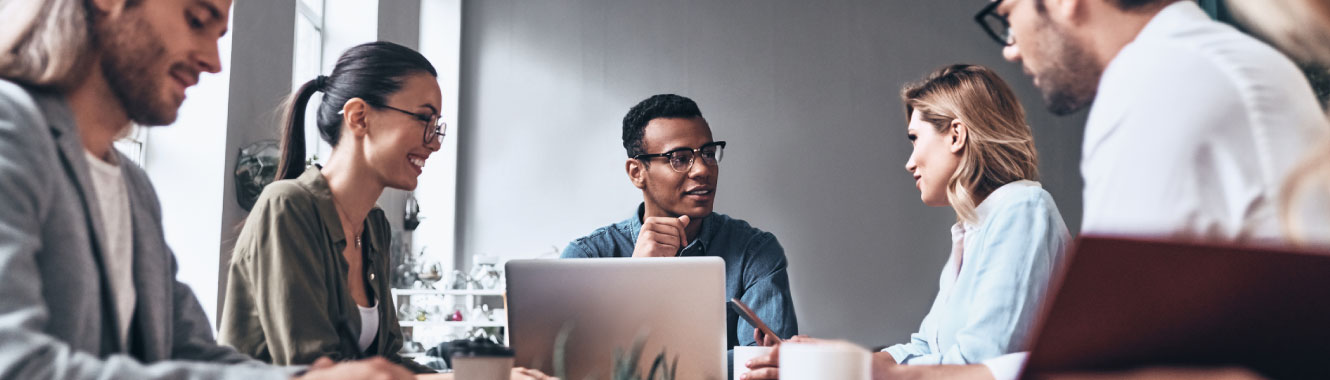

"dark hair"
[621,94,704,157]
[275,41,438,181]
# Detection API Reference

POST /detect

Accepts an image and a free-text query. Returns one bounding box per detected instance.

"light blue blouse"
[884,180,1070,365]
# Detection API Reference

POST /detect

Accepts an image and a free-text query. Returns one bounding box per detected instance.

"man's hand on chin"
[632,215,689,257]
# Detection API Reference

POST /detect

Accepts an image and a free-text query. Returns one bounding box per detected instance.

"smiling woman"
[217,41,444,373]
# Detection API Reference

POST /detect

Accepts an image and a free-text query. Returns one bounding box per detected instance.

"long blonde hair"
[902,64,1040,224]
[1281,138,1330,243]
[0,0,94,89]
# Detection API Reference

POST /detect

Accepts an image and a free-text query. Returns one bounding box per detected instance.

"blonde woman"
[743,64,1070,379]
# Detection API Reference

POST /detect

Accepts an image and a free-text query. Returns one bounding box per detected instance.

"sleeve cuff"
[881,345,910,364]
[982,352,1028,380]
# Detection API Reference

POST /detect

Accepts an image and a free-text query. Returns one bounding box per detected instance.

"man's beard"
[1035,23,1102,116]
[94,12,177,126]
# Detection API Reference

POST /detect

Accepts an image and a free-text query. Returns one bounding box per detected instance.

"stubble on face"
[1031,17,1103,116]
[95,8,178,126]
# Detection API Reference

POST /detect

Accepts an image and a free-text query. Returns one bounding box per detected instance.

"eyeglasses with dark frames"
[975,0,1015,46]
[633,141,727,173]
[374,104,447,144]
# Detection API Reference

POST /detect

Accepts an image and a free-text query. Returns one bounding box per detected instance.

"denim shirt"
[561,204,799,349]
[883,180,1070,365]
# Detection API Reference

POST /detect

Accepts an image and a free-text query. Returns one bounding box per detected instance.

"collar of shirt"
[1134,0,1208,46]
[953,180,1044,233]
[626,203,718,256]
[946,180,1043,279]
[293,166,386,254]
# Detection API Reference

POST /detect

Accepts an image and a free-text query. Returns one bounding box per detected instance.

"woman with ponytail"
[218,41,553,379]
[218,40,442,372]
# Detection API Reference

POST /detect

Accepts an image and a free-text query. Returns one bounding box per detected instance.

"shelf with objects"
[390,251,508,361]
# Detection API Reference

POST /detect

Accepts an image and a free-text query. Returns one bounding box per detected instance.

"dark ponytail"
[274,41,438,181]
[275,78,322,181]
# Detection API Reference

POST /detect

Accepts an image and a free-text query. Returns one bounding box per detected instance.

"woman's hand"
[509,367,559,380]
[740,335,817,379]
[869,352,898,380]
[296,357,415,380]
[412,367,559,380]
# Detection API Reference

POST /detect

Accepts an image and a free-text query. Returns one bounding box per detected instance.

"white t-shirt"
[85,150,135,350]
[358,302,379,352]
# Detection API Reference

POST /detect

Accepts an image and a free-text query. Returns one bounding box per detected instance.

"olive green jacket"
[218,168,431,373]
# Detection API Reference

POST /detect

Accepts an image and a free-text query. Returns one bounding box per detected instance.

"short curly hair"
[621,94,704,157]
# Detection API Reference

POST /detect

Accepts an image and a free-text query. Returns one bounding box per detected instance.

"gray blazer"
[0,80,298,379]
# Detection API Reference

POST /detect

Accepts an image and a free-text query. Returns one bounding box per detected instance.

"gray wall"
[457,1,1088,346]
[379,0,422,51]
[218,0,296,314]
[377,0,424,234]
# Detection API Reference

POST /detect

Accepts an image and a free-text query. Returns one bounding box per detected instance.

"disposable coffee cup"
[450,338,514,380]
[778,341,871,380]
[733,345,774,380]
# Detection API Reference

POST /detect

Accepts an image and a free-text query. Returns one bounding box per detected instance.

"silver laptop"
[505,257,726,380]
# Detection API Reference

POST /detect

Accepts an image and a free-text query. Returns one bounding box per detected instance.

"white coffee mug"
[778,341,871,380]
[733,345,774,380]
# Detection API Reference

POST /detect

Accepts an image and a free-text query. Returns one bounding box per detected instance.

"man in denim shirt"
[561,94,798,358]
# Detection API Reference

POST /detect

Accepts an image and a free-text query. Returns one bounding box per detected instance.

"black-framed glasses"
[975,0,1015,46]
[375,104,447,144]
[633,141,727,173]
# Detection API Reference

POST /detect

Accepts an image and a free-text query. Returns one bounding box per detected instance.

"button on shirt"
[986,2,1330,379]
[883,180,1070,365]
[561,204,799,349]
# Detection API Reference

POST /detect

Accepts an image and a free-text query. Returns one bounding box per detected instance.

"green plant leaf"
[554,321,574,380]
[647,350,667,380]
[669,355,678,380]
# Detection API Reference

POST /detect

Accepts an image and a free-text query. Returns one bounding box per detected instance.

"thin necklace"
[331,194,364,249]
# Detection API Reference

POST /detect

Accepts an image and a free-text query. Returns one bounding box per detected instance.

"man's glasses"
[975,0,1015,46]
[633,141,727,173]
[375,104,447,144]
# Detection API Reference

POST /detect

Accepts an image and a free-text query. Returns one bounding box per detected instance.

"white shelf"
[399,320,507,328]
[393,287,509,346]
[392,288,505,296]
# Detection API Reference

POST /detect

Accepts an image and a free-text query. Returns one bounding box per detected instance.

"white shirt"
[1079,1,1328,242]
[85,150,136,350]
[357,302,379,352]
[987,2,1329,379]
